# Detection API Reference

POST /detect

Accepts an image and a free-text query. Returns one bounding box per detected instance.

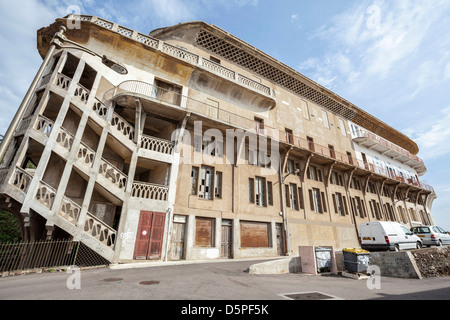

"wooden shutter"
[240,221,269,248]
[195,217,214,247]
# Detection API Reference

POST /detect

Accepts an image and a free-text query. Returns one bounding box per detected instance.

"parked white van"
[359,221,422,251]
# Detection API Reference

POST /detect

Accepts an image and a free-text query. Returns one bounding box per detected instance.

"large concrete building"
[0,15,436,263]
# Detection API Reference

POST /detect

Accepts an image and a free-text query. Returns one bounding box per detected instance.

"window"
[267,182,273,206]
[210,56,221,64]
[194,135,201,153]
[289,183,299,210]
[249,177,271,207]
[346,152,354,165]
[322,110,330,129]
[328,145,335,159]
[301,100,310,120]
[355,196,364,218]
[307,136,315,152]
[198,166,214,200]
[308,165,323,182]
[309,188,325,213]
[332,192,346,216]
[201,135,223,158]
[370,200,381,220]
[215,171,222,198]
[331,172,344,186]
[255,176,267,207]
[339,119,347,136]
[285,128,293,144]
[195,217,215,247]
[254,117,264,133]
[191,167,199,195]
[249,178,254,203]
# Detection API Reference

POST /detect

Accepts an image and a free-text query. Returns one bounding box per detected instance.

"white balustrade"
[92,99,109,120]
[202,59,236,80]
[162,43,199,64]
[14,116,33,137]
[98,158,127,190]
[55,73,71,90]
[35,115,54,137]
[0,168,8,186]
[56,127,74,151]
[111,112,135,141]
[237,74,271,96]
[77,142,96,168]
[10,167,32,193]
[35,181,56,209]
[59,197,81,225]
[74,84,90,104]
[131,182,169,201]
[84,213,116,248]
[140,135,174,155]
[136,33,159,49]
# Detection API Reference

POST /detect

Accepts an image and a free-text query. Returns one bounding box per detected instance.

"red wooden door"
[148,212,165,259]
[134,211,166,260]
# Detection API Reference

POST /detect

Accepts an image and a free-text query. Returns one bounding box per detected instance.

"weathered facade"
[0,15,436,263]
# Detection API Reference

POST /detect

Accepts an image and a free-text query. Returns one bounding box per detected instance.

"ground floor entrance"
[134,211,166,260]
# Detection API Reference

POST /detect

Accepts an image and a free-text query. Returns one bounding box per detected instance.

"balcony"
[352,129,426,175]
[63,14,273,102]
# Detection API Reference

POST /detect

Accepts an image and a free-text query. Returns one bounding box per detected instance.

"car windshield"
[413,227,430,233]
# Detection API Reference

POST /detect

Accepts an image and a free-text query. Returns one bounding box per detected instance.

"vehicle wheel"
[416,242,422,249]
[437,240,442,247]
[394,244,400,252]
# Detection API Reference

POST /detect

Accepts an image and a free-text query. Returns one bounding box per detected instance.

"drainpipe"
[279,146,293,255]
[0,27,65,165]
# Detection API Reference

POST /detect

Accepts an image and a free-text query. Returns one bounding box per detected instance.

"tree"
[0,210,22,243]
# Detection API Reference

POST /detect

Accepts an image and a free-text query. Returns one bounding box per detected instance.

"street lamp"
[0,25,128,164]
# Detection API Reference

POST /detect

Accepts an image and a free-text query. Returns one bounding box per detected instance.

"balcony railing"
[131,181,169,201]
[65,14,272,98]
[84,212,116,249]
[140,134,175,155]
[106,80,431,191]
[35,180,56,209]
[10,167,33,194]
[352,128,424,165]
[98,158,127,190]
[59,197,81,225]
[35,115,54,137]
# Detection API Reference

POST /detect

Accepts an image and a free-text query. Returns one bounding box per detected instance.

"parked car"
[359,221,422,251]
[410,226,450,247]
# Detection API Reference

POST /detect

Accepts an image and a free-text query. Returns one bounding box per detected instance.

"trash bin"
[315,247,332,273]
[342,248,370,273]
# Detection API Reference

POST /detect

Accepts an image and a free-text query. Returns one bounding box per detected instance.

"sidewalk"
[109,256,286,270]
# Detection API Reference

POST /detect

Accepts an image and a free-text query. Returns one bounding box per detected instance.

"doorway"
[221,220,232,259]
[134,211,166,260]
[168,215,186,260]
[276,223,284,256]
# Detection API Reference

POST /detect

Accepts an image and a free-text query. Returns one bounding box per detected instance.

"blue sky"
[1,0,449,229]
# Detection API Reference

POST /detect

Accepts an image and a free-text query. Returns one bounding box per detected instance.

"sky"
[0,0,449,230]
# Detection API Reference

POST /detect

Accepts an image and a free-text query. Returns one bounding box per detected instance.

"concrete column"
[20,54,85,217]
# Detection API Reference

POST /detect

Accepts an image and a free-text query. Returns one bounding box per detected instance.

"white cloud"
[406,106,450,161]
[299,0,450,92]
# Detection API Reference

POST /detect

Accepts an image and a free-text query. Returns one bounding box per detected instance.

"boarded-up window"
[195,217,215,247]
[240,221,270,248]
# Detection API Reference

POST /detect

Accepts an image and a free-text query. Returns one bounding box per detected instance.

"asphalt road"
[1,258,449,301]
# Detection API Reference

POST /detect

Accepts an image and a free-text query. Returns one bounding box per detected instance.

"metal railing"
[0,240,110,274]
